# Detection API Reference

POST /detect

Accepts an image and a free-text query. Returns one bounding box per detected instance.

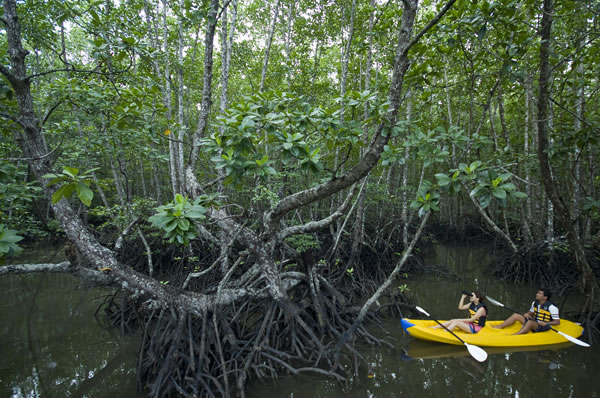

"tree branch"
[42,99,66,125]
[278,183,358,240]
[404,0,458,56]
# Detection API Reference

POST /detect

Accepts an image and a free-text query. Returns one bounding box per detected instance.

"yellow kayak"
[400,318,585,347]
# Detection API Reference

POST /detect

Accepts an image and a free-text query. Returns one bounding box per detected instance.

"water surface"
[1,243,598,397]
[0,258,140,397]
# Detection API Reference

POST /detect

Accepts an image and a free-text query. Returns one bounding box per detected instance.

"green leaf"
[492,188,507,199]
[77,182,93,206]
[255,155,269,166]
[512,191,528,199]
[52,185,68,204]
[165,219,179,232]
[435,173,452,186]
[178,218,190,231]
[0,229,23,244]
[62,166,80,178]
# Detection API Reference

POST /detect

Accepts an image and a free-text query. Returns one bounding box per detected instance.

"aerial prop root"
[131,283,391,396]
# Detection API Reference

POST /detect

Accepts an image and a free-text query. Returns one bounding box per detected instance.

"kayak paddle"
[485,295,590,347]
[414,306,488,362]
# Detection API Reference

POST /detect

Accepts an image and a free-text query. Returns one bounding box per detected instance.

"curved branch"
[278,183,358,240]
[404,0,458,56]
[465,183,519,253]
[42,99,66,125]
[0,64,19,86]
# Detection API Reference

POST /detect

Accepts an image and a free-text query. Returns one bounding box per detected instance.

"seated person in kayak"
[492,288,560,334]
[430,291,487,333]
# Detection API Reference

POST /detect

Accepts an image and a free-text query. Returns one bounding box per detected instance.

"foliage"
[88,198,159,231]
[0,224,23,260]
[43,167,102,207]
[435,161,527,209]
[410,179,441,218]
[0,163,44,238]
[203,90,383,180]
[284,233,321,253]
[149,194,218,246]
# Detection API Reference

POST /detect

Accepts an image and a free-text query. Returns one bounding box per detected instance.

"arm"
[538,318,560,326]
[523,301,535,319]
[457,294,470,310]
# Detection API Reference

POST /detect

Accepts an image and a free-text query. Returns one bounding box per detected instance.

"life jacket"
[532,300,555,322]
[468,302,487,327]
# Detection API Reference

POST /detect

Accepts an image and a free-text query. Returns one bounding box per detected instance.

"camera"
[461,290,473,296]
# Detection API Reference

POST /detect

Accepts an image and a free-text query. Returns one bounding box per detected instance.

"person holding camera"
[430,291,488,333]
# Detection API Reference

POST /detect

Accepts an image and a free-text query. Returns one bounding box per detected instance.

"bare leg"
[493,313,525,329]
[449,320,473,333]
[514,319,538,335]
[431,320,453,329]
[437,320,472,333]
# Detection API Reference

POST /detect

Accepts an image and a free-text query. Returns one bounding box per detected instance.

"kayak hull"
[402,339,573,360]
[400,318,584,347]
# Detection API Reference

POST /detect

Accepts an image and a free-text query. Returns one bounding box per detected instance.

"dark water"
[0,247,140,398]
[246,244,600,397]
[1,244,599,397]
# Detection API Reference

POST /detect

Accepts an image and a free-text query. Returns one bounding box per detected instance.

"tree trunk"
[161,0,178,197]
[497,83,510,151]
[176,0,186,192]
[350,0,376,261]
[189,0,219,169]
[284,1,295,90]
[259,0,281,92]
[536,0,597,293]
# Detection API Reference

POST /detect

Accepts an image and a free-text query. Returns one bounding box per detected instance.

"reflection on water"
[246,243,600,398]
[0,271,140,397]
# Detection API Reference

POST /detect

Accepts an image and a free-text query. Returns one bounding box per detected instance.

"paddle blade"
[465,343,488,362]
[555,329,591,347]
[485,296,503,307]
[415,306,430,317]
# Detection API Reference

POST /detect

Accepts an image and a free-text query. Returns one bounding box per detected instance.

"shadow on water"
[0,250,141,398]
[1,243,599,397]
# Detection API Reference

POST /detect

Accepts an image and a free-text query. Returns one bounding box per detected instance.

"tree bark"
[350,0,376,261]
[189,0,219,169]
[536,0,597,292]
[176,0,186,192]
[259,0,281,92]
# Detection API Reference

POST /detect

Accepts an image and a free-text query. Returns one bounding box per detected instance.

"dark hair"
[473,291,485,302]
[539,288,552,300]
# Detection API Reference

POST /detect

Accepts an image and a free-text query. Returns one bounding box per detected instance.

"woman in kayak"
[430,291,488,333]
